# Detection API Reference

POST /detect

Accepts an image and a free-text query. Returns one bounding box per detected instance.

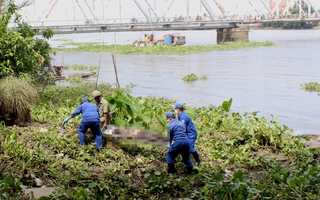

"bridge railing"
[9,14,319,28]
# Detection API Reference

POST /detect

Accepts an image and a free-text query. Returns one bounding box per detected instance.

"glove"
[62,117,71,125]
[101,127,106,133]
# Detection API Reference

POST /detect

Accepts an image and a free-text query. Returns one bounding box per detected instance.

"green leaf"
[154,171,161,176]
[232,170,245,182]
[88,182,97,188]
[212,173,224,181]
[4,177,14,186]
[222,98,232,112]
[185,108,196,121]
[155,114,166,127]
[10,133,17,141]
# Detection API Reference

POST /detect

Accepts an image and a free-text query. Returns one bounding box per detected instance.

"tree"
[0,2,53,78]
[0,0,34,14]
[0,2,54,126]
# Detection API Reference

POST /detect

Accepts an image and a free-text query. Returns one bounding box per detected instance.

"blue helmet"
[166,112,175,119]
[175,102,183,109]
[81,97,89,104]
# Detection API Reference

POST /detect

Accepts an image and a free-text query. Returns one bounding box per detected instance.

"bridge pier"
[216,27,249,44]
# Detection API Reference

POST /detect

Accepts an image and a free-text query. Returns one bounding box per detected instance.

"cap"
[81,97,89,104]
[175,102,183,109]
[92,90,101,98]
[166,112,175,119]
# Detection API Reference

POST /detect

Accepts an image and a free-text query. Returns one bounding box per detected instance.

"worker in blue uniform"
[175,102,201,166]
[166,112,198,174]
[62,97,103,150]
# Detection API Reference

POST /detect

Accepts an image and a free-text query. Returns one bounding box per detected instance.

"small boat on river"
[133,33,186,47]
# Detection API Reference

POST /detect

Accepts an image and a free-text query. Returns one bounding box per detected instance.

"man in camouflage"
[92,90,110,129]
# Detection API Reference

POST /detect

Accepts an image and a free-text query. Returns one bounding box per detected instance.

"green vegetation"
[51,38,73,42]
[182,73,207,81]
[65,75,85,83]
[0,2,53,78]
[64,64,98,71]
[1,83,320,199]
[1,3,319,199]
[53,41,276,55]
[301,82,320,92]
[261,21,316,29]
[0,2,54,125]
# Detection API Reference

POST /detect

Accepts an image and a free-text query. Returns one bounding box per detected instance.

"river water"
[51,29,320,135]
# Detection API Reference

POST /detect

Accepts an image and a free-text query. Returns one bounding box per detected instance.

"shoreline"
[246,25,320,30]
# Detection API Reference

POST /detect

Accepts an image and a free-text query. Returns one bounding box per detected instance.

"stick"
[96,37,104,89]
[112,54,120,89]
[112,32,120,88]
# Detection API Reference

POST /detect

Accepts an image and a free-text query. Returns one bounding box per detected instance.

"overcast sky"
[16,0,320,23]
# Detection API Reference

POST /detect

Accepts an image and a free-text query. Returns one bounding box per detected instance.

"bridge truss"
[20,0,320,25]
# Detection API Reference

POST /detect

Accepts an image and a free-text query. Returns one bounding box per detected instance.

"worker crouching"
[165,112,198,174]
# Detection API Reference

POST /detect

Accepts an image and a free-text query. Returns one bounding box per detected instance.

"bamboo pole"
[112,32,120,89]
[112,54,120,89]
[96,38,104,89]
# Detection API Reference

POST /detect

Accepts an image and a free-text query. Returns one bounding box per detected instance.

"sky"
[15,0,320,24]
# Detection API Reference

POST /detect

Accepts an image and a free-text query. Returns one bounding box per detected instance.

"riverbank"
[1,83,320,199]
[242,23,320,30]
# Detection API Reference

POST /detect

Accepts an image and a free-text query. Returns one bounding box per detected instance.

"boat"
[133,33,186,47]
[54,72,96,81]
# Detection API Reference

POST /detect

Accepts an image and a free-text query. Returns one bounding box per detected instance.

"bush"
[0,76,39,125]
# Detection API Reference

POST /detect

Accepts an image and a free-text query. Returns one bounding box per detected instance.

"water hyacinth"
[1,84,320,199]
[53,41,276,55]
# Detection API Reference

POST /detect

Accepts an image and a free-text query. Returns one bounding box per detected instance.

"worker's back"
[168,119,188,142]
[71,103,100,123]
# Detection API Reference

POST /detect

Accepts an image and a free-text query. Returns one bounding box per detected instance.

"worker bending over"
[62,97,103,150]
[166,112,198,174]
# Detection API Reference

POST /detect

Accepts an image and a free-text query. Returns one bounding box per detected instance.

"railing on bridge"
[10,13,320,28]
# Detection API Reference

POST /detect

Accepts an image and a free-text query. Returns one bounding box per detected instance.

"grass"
[0,76,38,124]
[52,41,276,55]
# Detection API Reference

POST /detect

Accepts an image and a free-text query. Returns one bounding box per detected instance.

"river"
[50,29,320,135]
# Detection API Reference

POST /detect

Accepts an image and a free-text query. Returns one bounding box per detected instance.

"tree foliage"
[0,2,53,78]
[0,0,34,14]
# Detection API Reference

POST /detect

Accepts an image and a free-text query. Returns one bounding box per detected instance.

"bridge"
[16,0,320,43]
[19,0,320,26]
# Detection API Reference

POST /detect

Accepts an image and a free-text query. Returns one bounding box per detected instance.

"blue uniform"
[70,102,103,149]
[166,119,193,168]
[178,111,198,153]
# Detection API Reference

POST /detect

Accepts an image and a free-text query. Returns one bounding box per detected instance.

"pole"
[299,0,302,18]
[259,0,273,18]
[112,32,120,89]
[305,0,320,17]
[248,1,261,17]
[187,0,189,20]
[119,0,122,23]
[95,38,104,89]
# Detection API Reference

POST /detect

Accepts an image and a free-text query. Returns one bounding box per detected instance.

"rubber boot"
[186,167,199,174]
[168,163,177,174]
[192,152,201,166]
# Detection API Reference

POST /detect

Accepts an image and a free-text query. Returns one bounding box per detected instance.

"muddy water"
[52,29,320,134]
